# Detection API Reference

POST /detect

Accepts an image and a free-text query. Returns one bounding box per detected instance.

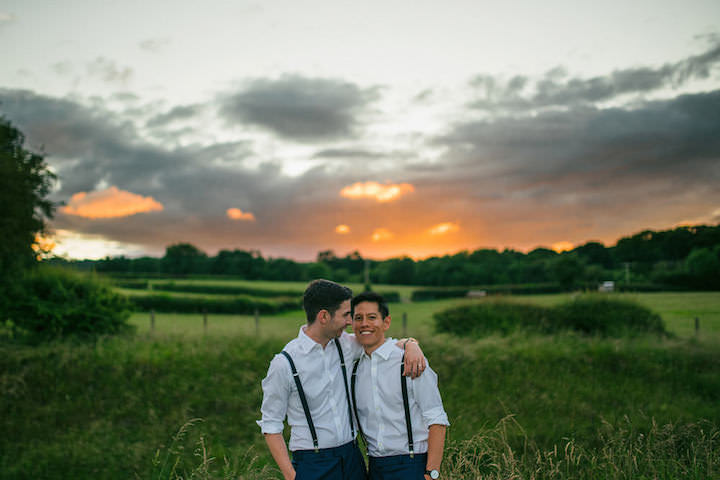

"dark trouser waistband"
[369,452,427,466]
[292,439,358,460]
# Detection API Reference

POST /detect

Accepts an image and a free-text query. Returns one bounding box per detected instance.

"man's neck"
[303,323,332,348]
[363,336,386,356]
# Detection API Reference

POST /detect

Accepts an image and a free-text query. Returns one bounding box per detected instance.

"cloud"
[146,104,202,128]
[0,12,14,24]
[314,148,387,159]
[139,38,170,53]
[429,222,459,236]
[61,186,163,219]
[371,228,394,242]
[87,57,133,84]
[335,224,350,234]
[219,75,379,141]
[226,208,256,221]
[470,41,720,111]
[340,181,415,202]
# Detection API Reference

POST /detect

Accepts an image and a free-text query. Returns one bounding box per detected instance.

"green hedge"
[128,293,301,314]
[113,279,150,290]
[412,284,564,301]
[4,267,134,340]
[434,296,667,338]
[149,282,303,298]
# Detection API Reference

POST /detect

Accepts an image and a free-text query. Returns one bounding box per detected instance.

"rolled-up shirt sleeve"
[412,363,450,428]
[256,354,291,434]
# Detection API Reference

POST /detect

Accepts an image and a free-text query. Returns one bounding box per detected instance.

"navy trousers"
[292,440,367,480]
[368,453,427,480]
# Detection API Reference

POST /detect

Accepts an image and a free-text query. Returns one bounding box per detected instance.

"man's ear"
[383,315,391,331]
[316,309,328,325]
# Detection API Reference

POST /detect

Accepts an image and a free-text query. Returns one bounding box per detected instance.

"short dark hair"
[303,279,353,324]
[351,291,389,319]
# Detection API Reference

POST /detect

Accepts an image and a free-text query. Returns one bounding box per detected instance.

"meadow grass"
[1,330,718,479]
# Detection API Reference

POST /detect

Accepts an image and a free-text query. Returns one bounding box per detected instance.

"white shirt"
[257,327,364,451]
[353,339,450,458]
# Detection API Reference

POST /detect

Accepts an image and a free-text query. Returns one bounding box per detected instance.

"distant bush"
[412,288,470,301]
[553,297,665,336]
[128,294,301,315]
[434,302,551,337]
[149,282,303,298]
[5,267,134,340]
[377,291,401,303]
[434,295,667,338]
[113,279,150,290]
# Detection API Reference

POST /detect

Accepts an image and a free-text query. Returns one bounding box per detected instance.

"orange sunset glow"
[226,208,256,221]
[340,181,415,202]
[335,224,351,234]
[552,241,575,253]
[371,228,394,242]
[429,222,460,236]
[61,187,163,219]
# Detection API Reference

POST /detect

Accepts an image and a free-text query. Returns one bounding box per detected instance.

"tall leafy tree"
[0,117,56,284]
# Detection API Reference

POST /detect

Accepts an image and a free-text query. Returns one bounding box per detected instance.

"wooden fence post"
[402,312,407,338]
[695,317,700,337]
[203,308,208,335]
[254,307,260,336]
[150,309,155,333]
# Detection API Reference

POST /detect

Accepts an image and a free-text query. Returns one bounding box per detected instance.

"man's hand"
[401,339,426,378]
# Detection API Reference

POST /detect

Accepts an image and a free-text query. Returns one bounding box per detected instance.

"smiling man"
[258,280,427,480]
[351,291,449,480]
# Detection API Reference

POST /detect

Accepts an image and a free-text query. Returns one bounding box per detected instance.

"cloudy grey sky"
[1,0,719,260]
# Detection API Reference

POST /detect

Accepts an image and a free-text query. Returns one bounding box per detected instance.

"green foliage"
[433,302,551,337]
[553,297,666,337]
[128,293,301,314]
[163,243,209,274]
[149,282,303,298]
[434,296,667,338]
[5,266,134,340]
[0,117,56,297]
[412,283,564,301]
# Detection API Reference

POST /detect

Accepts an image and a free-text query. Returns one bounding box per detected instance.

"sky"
[1,0,719,261]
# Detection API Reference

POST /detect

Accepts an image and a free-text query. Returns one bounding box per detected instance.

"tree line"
[51,224,720,290]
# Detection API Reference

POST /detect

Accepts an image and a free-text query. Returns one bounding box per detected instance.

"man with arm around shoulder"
[351,291,449,480]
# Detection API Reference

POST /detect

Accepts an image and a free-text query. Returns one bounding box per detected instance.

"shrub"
[5,266,134,339]
[434,295,667,338]
[553,296,666,336]
[434,302,551,337]
[113,279,150,290]
[128,294,301,315]
[149,282,303,298]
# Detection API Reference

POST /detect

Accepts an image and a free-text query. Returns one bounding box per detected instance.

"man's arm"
[396,338,426,378]
[264,433,295,480]
[425,424,446,479]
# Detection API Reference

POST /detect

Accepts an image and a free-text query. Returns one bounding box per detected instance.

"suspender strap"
[333,338,357,440]
[400,353,414,457]
[350,358,366,444]
[280,350,319,452]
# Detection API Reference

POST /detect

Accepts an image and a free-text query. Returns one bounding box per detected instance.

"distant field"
[129,289,720,341]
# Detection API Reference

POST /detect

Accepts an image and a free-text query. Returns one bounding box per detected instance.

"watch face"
[430,470,439,479]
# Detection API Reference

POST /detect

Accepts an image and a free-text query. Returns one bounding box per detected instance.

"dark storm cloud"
[146,104,203,128]
[470,41,720,111]
[435,90,720,212]
[219,75,380,141]
[0,87,365,257]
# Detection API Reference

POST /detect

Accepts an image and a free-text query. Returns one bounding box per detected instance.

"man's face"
[352,301,390,352]
[325,299,352,338]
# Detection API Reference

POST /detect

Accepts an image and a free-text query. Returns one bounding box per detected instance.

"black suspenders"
[351,353,415,457]
[280,338,356,452]
[279,350,319,452]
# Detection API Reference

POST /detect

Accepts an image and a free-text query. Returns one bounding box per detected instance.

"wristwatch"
[425,469,440,479]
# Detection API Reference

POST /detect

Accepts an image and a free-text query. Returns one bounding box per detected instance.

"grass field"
[129,291,720,341]
[2,283,719,479]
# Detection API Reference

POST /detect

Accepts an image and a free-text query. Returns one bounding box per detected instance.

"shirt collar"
[297,325,321,353]
[364,338,395,360]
